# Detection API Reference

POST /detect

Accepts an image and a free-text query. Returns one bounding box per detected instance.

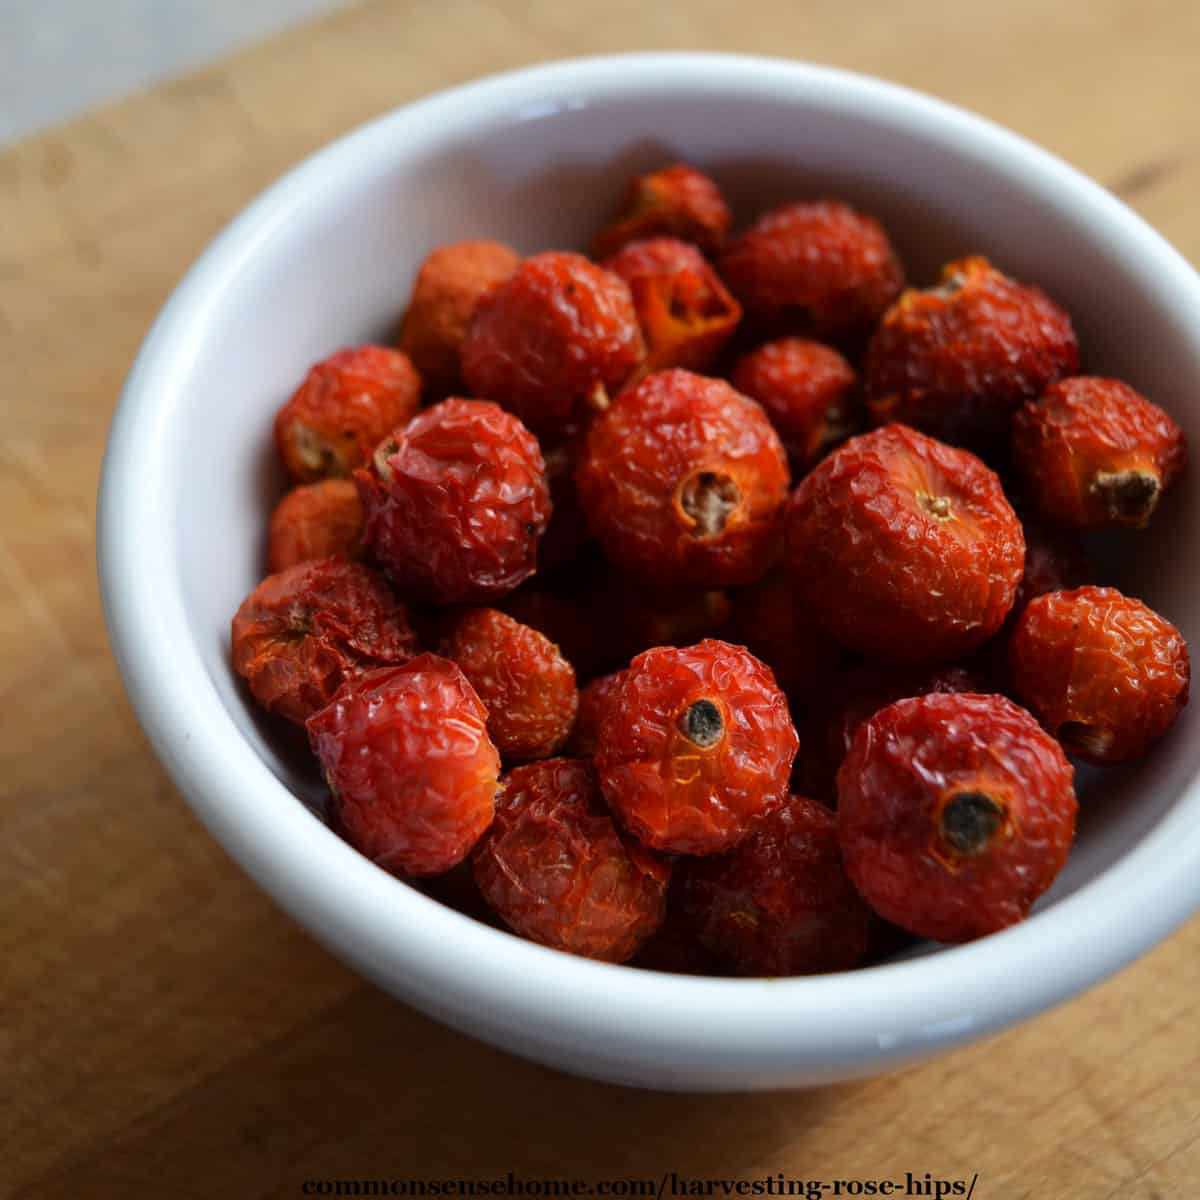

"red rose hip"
[231,557,419,724]
[461,251,644,435]
[837,692,1077,943]
[1009,586,1189,764]
[438,607,578,762]
[785,423,1025,663]
[472,758,670,962]
[1012,377,1186,529]
[567,670,627,758]
[274,345,421,481]
[308,655,500,878]
[595,639,798,855]
[267,479,364,573]
[356,398,550,604]
[681,794,872,975]
[576,369,789,588]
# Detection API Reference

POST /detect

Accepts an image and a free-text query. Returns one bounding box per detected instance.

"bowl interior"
[171,70,1199,954]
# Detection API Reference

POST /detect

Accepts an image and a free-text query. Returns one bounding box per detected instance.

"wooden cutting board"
[3,2,1199,1196]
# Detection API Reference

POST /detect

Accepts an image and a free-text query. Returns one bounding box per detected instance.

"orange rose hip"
[785,423,1025,663]
[274,345,421,481]
[267,479,363,573]
[576,369,789,588]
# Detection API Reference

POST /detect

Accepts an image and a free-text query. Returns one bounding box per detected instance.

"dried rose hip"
[308,656,499,877]
[595,639,798,855]
[717,201,904,338]
[356,398,550,604]
[1012,377,1186,529]
[864,257,1079,446]
[732,337,859,470]
[275,346,421,482]
[602,237,741,379]
[1009,586,1189,764]
[501,581,613,684]
[461,251,644,435]
[231,557,418,724]
[837,692,1077,943]
[397,239,520,395]
[576,369,789,588]
[472,759,669,962]
[438,607,578,762]
[785,423,1025,663]
[566,670,627,758]
[267,479,364,573]
[591,163,732,259]
[681,794,871,975]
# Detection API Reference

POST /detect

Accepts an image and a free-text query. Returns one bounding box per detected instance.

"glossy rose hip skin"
[576,369,790,588]
[356,398,550,604]
[274,345,421,481]
[785,423,1025,663]
[1009,586,1190,764]
[595,639,798,855]
[837,692,1077,943]
[473,758,670,963]
[681,794,872,976]
[308,656,500,878]
[231,557,419,724]
[1012,377,1186,529]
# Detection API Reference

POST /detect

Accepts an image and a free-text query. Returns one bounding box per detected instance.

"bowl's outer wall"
[100,55,1200,1089]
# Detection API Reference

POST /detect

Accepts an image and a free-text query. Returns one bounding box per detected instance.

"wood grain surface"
[4,2,1200,1197]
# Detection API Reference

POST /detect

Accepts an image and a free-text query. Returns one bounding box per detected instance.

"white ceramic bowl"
[98,53,1200,1091]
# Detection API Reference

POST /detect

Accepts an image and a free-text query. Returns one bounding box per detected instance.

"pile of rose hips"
[233,162,1191,976]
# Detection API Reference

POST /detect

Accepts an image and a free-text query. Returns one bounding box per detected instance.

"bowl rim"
[98,51,1200,1080]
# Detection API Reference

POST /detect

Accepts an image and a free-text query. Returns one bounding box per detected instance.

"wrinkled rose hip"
[308,656,500,877]
[591,163,732,260]
[438,607,578,762]
[1009,586,1189,764]
[864,256,1078,446]
[461,251,644,435]
[1012,377,1186,529]
[267,479,364,573]
[576,369,789,588]
[603,237,741,379]
[732,337,860,470]
[595,639,798,856]
[785,423,1025,663]
[398,239,520,395]
[275,346,421,481]
[717,200,904,338]
[567,670,627,758]
[356,398,550,604]
[681,794,872,975]
[472,758,669,962]
[231,557,419,724]
[837,692,1077,943]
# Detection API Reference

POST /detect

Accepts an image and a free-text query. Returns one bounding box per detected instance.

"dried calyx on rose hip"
[595,639,798,856]
[436,607,578,762]
[1009,586,1189,765]
[864,256,1078,447]
[785,423,1025,663]
[602,237,741,380]
[681,794,872,976]
[267,479,364,573]
[397,239,520,396]
[274,345,421,482]
[732,337,860,471]
[576,369,789,588]
[307,655,500,878]
[1012,377,1186,529]
[591,162,732,260]
[717,200,904,339]
[356,398,550,604]
[472,758,670,963]
[566,670,627,758]
[231,557,419,724]
[461,251,644,436]
[837,692,1077,943]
